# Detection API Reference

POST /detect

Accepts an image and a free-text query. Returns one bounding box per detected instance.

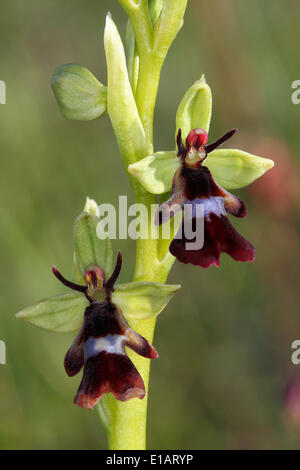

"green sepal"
[128,151,179,194]
[15,293,88,333]
[112,281,181,320]
[129,147,274,194]
[15,281,181,331]
[51,64,107,121]
[205,149,274,190]
[176,76,212,143]
[74,212,114,278]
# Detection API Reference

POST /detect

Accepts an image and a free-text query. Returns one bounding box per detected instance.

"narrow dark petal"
[105,251,122,293]
[204,129,237,154]
[52,266,87,294]
[125,329,158,359]
[74,352,145,409]
[176,128,186,157]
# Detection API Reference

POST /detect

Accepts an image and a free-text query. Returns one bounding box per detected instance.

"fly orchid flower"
[16,207,179,410]
[128,77,274,269]
[155,128,254,268]
[52,252,158,409]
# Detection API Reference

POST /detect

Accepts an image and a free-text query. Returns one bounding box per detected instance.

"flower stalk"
[100,2,187,448]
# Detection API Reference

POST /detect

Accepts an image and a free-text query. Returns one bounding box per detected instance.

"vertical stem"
[102,190,168,450]
[134,55,163,146]
[103,317,157,449]
[101,0,187,450]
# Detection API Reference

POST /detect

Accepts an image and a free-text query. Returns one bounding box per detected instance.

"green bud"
[149,0,163,27]
[51,64,107,121]
[206,149,275,190]
[74,212,114,279]
[125,19,139,94]
[83,197,100,216]
[176,76,212,143]
[104,13,148,164]
[71,198,100,284]
[16,293,88,333]
[112,281,181,320]
[153,0,188,60]
[128,151,179,194]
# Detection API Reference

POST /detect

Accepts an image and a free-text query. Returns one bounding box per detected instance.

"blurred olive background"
[1,0,300,450]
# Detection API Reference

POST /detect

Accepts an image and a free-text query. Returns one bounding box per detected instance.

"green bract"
[104,14,148,164]
[176,76,212,143]
[51,64,107,121]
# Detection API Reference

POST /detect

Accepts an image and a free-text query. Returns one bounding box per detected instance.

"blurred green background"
[1,0,300,450]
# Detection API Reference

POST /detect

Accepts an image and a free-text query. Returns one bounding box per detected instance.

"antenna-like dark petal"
[105,251,122,293]
[176,128,186,157]
[205,128,237,154]
[52,266,87,294]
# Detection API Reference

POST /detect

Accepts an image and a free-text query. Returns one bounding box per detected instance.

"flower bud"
[51,64,107,121]
[83,197,100,217]
[149,0,163,27]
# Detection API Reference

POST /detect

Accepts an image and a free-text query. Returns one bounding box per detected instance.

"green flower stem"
[134,55,163,146]
[101,1,187,450]
[119,0,153,57]
[101,187,173,450]
[100,318,158,450]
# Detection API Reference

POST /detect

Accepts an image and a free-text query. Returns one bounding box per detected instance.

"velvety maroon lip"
[156,128,254,269]
[53,252,158,409]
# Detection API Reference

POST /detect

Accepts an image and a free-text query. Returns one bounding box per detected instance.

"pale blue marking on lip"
[185,197,226,220]
[84,335,125,359]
